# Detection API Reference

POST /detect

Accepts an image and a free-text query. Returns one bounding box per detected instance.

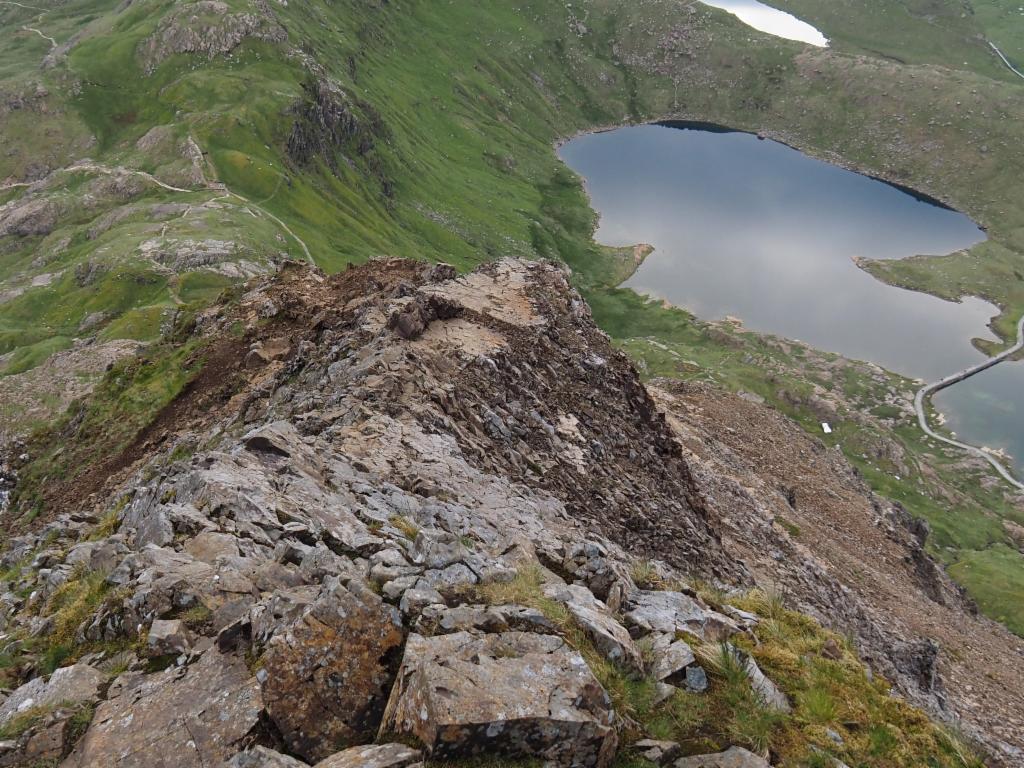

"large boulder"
[261,577,405,762]
[61,649,261,768]
[380,630,618,768]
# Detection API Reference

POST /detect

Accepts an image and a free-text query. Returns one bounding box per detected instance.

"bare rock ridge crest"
[0,258,1019,766]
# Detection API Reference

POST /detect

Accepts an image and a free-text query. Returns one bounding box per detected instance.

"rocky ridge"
[0,258,1014,766]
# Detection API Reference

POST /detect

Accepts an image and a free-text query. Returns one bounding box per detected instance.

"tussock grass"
[479,568,983,767]
[388,514,421,541]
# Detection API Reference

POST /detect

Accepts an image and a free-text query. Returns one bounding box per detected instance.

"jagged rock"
[624,590,739,642]
[416,603,556,636]
[728,646,791,713]
[645,632,696,682]
[380,631,618,768]
[138,0,287,74]
[227,746,309,767]
[635,739,681,765]
[146,618,192,657]
[61,648,261,767]
[0,663,103,726]
[398,582,443,617]
[544,583,643,672]
[314,743,422,768]
[674,747,771,767]
[261,577,405,762]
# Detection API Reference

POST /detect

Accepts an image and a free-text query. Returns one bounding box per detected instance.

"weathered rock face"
[0,256,1017,765]
[61,649,261,767]
[624,589,739,643]
[381,631,618,768]
[261,578,405,762]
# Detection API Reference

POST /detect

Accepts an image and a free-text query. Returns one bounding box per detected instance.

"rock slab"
[261,577,405,762]
[380,630,618,768]
[60,649,261,768]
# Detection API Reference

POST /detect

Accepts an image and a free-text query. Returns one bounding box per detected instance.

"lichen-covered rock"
[227,746,309,767]
[61,648,261,767]
[624,590,739,642]
[673,746,771,767]
[0,663,103,727]
[543,583,643,673]
[261,577,405,762]
[314,743,422,768]
[380,630,618,768]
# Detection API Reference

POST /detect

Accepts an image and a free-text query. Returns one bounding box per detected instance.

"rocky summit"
[0,258,1019,767]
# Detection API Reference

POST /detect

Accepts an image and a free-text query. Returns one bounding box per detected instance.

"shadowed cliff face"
[0,258,1016,766]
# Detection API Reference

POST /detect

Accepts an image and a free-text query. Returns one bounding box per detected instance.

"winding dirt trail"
[914,313,1024,491]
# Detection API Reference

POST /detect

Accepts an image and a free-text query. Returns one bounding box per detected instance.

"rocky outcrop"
[138,0,287,74]
[287,78,392,198]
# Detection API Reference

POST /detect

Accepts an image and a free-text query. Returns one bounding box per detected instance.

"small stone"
[652,682,677,705]
[635,739,681,765]
[684,665,708,693]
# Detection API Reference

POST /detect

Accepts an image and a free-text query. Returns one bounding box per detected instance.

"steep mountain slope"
[2,0,1023,635]
[0,258,1009,767]
[0,0,1023,764]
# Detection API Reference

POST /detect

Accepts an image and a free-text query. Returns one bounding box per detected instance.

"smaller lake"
[559,123,1024,470]
[935,361,1024,465]
[700,0,828,47]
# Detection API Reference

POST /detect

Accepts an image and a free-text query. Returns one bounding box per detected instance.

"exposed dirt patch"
[653,379,1024,759]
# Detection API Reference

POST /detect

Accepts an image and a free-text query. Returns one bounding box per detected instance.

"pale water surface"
[700,0,828,47]
[559,123,1024,467]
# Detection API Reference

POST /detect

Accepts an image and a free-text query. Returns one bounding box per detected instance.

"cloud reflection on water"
[559,124,1024,464]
